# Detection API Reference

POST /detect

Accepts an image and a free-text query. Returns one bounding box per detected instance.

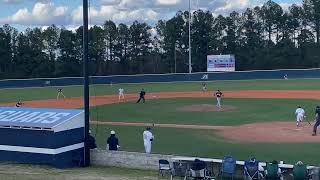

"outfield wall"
[1,68,320,88]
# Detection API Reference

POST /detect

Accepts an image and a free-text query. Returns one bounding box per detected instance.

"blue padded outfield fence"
[1,68,320,89]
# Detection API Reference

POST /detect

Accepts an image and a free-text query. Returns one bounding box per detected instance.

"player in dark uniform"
[15,101,23,107]
[312,106,320,136]
[136,89,146,103]
[57,88,66,99]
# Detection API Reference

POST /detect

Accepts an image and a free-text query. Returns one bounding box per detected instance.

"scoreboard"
[207,55,235,72]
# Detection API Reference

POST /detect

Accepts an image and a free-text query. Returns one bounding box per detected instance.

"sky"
[0,0,302,30]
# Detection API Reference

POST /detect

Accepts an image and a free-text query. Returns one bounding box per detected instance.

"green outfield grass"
[1,79,320,166]
[91,98,318,125]
[0,78,319,103]
[93,125,320,165]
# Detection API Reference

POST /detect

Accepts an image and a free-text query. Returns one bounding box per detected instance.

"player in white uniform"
[143,127,154,154]
[295,106,305,127]
[118,88,125,101]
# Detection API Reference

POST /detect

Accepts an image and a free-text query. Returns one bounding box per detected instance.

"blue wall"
[1,69,320,88]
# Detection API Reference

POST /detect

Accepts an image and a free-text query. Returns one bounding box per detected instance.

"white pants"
[144,142,152,154]
[57,92,65,99]
[296,114,304,122]
[216,97,221,108]
[119,93,124,100]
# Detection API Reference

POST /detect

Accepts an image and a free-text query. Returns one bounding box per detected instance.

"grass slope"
[0,79,319,103]
[0,163,159,180]
[91,98,318,126]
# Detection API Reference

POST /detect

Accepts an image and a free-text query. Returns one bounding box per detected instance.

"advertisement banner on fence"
[207,55,235,72]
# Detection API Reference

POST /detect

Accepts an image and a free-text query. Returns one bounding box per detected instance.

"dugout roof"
[0,107,84,132]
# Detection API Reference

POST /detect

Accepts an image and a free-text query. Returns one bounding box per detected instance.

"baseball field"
[1,79,320,165]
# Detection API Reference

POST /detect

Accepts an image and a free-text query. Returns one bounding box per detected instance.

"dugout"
[0,107,85,168]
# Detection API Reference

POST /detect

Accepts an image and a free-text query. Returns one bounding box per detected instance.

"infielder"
[136,89,146,103]
[57,88,66,99]
[214,90,223,109]
[295,106,305,127]
[118,88,125,101]
[143,127,154,154]
[202,83,207,92]
[15,100,24,107]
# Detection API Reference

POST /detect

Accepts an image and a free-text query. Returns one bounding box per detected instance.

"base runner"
[295,106,305,127]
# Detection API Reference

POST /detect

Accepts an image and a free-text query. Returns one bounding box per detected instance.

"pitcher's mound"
[177,104,237,112]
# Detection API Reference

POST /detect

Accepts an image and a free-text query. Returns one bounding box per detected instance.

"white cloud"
[0,2,70,25]
[100,0,122,6]
[0,0,303,28]
[71,5,160,25]
[1,0,21,4]
[155,0,181,6]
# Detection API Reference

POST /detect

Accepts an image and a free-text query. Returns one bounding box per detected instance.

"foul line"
[90,121,229,130]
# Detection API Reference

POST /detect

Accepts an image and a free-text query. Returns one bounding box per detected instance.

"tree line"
[0,0,320,79]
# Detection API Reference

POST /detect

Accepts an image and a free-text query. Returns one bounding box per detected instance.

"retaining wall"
[1,68,320,88]
[90,150,308,179]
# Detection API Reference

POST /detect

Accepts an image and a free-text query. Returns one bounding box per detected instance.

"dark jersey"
[107,135,119,150]
[58,88,62,92]
[88,135,97,149]
[16,102,22,107]
[316,107,320,121]
[215,91,223,98]
[140,91,146,97]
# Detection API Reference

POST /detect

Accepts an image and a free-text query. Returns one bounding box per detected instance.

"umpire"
[312,106,320,136]
[136,89,146,103]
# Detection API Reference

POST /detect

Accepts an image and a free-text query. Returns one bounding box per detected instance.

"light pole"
[174,43,177,73]
[188,0,192,74]
[83,0,90,167]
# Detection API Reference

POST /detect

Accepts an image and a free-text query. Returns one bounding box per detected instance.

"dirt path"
[2,90,320,143]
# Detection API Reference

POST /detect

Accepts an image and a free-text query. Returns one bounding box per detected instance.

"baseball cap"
[110,130,116,134]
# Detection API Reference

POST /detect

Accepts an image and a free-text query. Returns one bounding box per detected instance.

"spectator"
[88,130,97,149]
[249,157,265,178]
[192,159,206,170]
[265,160,283,180]
[107,130,120,151]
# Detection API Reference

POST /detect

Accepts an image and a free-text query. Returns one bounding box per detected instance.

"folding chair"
[265,162,281,180]
[310,167,320,180]
[219,155,236,180]
[244,160,260,180]
[293,163,308,180]
[159,159,172,178]
[172,161,188,180]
